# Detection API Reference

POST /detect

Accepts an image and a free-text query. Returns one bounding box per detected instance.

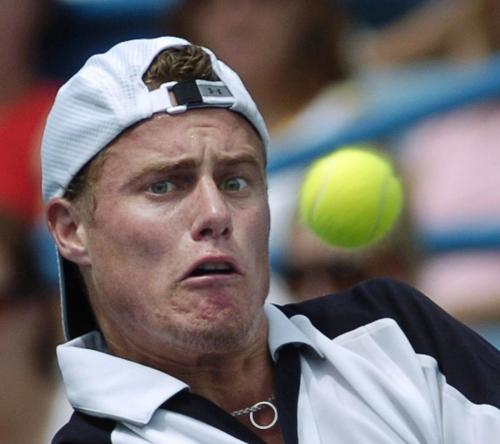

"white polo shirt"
[53,279,500,443]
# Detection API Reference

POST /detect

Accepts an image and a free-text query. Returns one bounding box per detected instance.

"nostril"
[199,227,213,238]
[198,225,231,239]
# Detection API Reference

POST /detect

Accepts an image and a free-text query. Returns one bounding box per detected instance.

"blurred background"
[1,0,500,442]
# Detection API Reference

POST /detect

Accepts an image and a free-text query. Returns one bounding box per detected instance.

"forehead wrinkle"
[214,150,264,169]
[185,124,264,167]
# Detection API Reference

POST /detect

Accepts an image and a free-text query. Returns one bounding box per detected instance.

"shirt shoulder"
[279,278,443,339]
[277,277,500,408]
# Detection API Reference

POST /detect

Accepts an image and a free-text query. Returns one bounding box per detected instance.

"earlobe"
[46,198,91,266]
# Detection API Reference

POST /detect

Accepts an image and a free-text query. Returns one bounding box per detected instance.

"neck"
[177,333,274,413]
[180,335,274,413]
[107,313,274,412]
[106,313,284,442]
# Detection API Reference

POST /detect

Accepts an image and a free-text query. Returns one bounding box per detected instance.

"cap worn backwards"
[42,36,269,203]
[40,36,269,340]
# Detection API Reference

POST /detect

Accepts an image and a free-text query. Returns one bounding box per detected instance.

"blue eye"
[223,177,248,192]
[148,180,175,194]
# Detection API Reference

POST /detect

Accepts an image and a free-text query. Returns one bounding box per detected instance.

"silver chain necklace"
[230,396,278,430]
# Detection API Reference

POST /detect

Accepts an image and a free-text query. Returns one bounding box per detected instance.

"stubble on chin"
[152,307,267,355]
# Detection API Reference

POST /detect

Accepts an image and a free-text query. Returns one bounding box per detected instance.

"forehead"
[105,109,265,167]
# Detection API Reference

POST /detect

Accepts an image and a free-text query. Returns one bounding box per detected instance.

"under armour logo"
[208,87,224,95]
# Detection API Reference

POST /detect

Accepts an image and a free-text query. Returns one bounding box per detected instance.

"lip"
[180,254,242,282]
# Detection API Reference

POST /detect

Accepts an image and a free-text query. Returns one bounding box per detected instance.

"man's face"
[77,109,270,358]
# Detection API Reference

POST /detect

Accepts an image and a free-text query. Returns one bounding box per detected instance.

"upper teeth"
[198,262,231,270]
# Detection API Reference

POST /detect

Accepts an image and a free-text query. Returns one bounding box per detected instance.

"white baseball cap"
[41,36,269,339]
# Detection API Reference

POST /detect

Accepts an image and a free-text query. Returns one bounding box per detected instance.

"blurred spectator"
[0,0,59,223]
[348,0,500,337]
[348,0,490,69]
[168,0,347,132]
[0,213,67,444]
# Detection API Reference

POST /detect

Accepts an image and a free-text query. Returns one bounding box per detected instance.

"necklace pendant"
[249,401,278,430]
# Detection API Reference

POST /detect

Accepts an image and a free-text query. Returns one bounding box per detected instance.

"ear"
[46,198,91,266]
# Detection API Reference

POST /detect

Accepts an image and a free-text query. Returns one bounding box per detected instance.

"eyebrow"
[124,158,196,189]
[136,158,197,177]
[125,150,264,188]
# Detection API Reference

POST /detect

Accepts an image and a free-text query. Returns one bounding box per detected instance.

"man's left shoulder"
[276,277,499,369]
[278,278,431,337]
[278,278,500,408]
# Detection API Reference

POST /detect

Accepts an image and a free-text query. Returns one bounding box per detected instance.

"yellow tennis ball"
[299,146,403,248]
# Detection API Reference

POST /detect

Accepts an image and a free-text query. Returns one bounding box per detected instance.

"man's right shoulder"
[52,411,116,444]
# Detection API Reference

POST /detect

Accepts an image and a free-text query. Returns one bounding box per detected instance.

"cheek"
[86,209,179,321]
[242,202,270,258]
[255,201,271,240]
[89,205,176,270]
[244,204,271,301]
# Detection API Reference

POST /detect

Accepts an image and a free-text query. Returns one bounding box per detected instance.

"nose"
[190,178,232,241]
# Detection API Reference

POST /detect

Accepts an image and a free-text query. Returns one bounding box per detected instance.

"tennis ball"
[299,146,403,248]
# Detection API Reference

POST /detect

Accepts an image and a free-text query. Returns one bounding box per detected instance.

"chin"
[160,311,264,354]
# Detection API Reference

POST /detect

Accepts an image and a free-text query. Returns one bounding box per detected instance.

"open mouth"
[189,261,236,278]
